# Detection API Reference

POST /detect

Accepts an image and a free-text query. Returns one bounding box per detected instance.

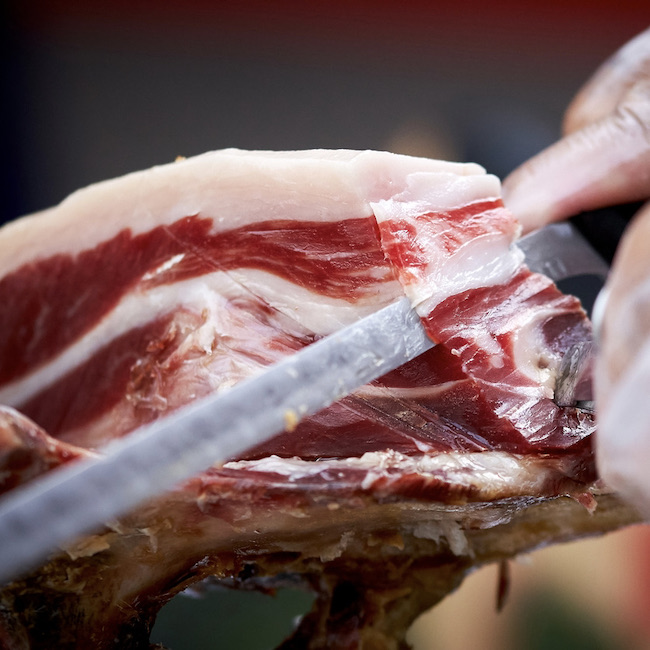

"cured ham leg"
[0,150,639,649]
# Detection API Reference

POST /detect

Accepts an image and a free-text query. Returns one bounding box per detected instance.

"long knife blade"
[0,222,608,584]
[517,220,609,281]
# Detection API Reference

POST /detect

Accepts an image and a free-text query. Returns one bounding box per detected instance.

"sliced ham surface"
[0,149,638,649]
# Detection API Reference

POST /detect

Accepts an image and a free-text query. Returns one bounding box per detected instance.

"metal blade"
[0,221,606,585]
[518,221,609,281]
[554,340,596,411]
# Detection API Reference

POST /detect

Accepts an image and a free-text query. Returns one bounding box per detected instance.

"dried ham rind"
[0,149,639,649]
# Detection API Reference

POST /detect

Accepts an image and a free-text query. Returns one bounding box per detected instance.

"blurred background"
[3,1,650,648]
[4,0,648,222]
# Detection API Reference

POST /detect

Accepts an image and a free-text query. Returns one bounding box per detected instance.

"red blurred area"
[16,0,649,59]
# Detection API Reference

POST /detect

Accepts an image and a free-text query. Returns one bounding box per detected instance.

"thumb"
[595,202,650,515]
[596,337,650,517]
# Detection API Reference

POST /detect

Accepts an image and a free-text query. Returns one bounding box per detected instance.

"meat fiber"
[0,150,639,649]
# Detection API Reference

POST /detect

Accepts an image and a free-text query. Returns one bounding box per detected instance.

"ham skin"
[0,149,639,649]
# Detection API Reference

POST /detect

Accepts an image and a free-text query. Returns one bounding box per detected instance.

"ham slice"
[0,150,639,649]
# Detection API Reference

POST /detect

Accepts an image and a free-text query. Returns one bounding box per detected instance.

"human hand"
[594,202,650,514]
[502,28,650,515]
[502,27,650,233]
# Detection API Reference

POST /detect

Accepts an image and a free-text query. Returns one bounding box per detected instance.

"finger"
[596,336,650,515]
[596,201,650,401]
[595,201,650,513]
[502,80,650,232]
[564,28,650,134]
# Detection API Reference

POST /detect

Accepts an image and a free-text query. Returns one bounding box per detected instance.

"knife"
[0,222,609,585]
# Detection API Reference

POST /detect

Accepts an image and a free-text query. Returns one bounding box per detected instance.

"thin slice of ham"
[0,150,639,649]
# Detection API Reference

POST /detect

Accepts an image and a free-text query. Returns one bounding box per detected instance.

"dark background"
[3,1,648,224]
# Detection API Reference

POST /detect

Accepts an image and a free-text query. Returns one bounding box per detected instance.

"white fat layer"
[224,268,402,336]
[510,308,569,394]
[371,171,520,312]
[355,379,468,401]
[224,449,552,495]
[414,236,525,315]
[0,272,253,406]
[371,170,500,216]
[2,261,401,405]
[0,150,486,278]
